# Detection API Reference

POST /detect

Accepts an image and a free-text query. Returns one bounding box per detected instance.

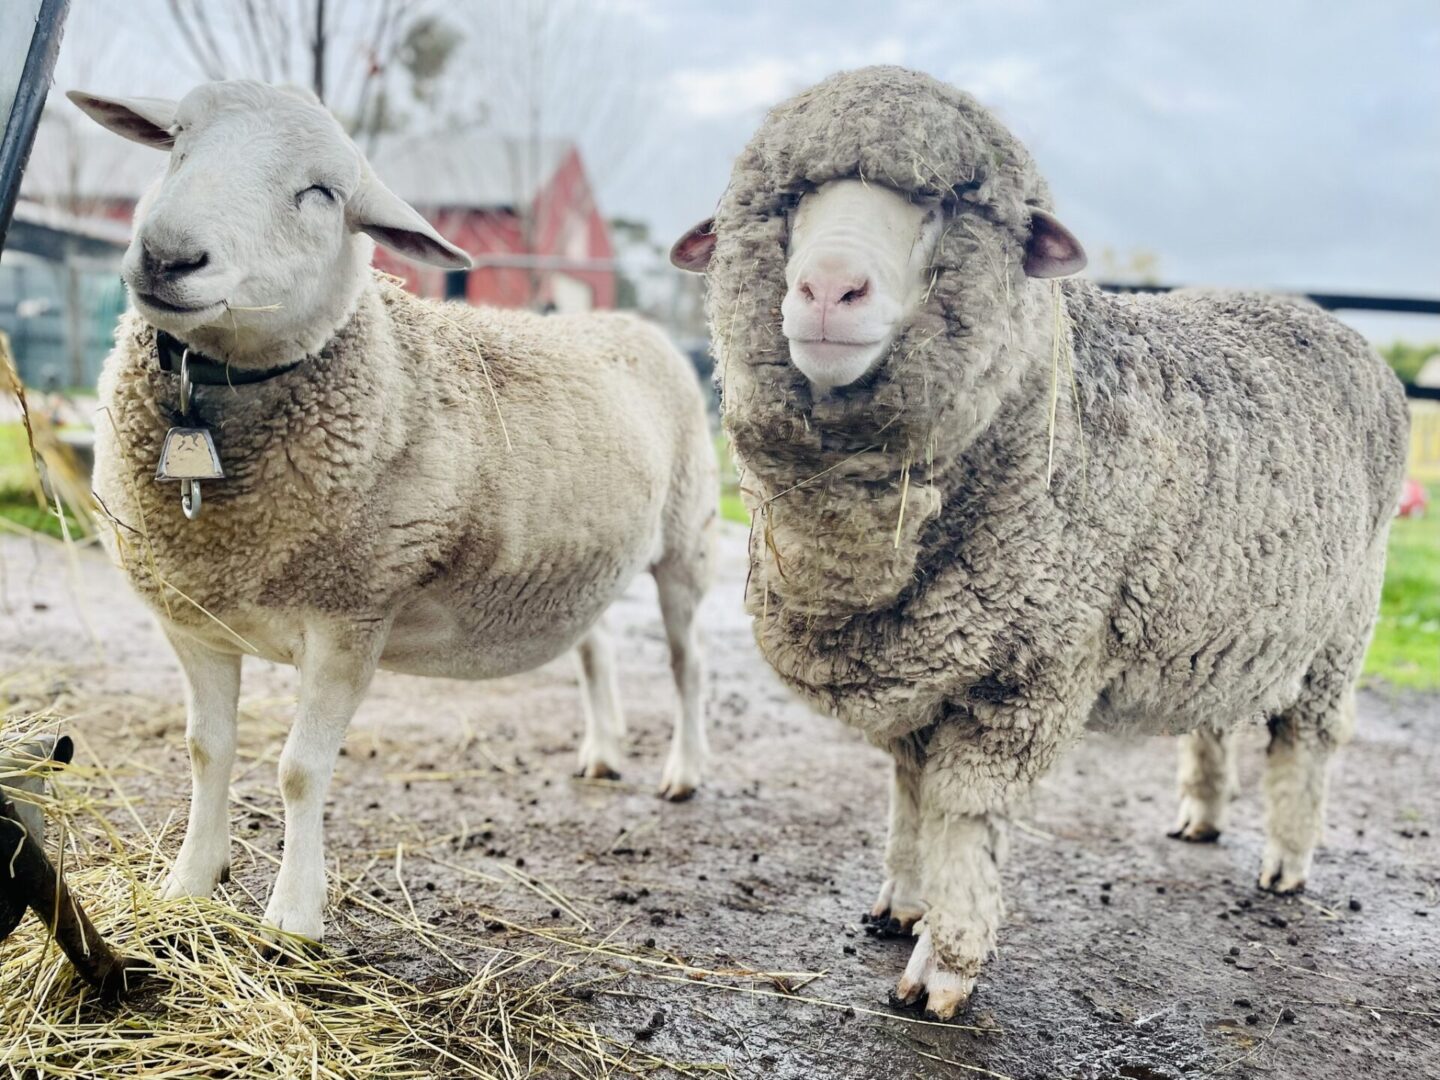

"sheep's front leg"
[654,557,708,801]
[160,627,241,899]
[894,704,1076,1020]
[867,758,926,935]
[895,809,1007,1019]
[263,624,386,942]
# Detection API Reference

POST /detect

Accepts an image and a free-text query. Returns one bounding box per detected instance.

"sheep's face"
[68,82,470,363]
[778,181,943,388]
[671,179,1086,392]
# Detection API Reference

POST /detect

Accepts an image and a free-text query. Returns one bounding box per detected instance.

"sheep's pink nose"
[795,273,871,312]
[794,272,872,335]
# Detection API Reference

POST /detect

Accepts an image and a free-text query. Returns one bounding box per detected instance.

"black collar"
[156,330,303,386]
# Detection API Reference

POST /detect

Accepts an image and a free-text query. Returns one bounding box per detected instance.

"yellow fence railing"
[1411,402,1440,483]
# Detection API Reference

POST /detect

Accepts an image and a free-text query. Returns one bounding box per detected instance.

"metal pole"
[0,0,71,252]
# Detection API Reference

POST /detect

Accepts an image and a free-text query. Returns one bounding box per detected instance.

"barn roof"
[368,130,573,210]
[20,116,576,212]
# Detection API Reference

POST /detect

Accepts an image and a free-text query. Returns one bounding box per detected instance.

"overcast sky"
[46,0,1440,335]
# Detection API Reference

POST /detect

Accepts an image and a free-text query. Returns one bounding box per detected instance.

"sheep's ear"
[670,218,717,272]
[1023,208,1087,279]
[66,91,177,149]
[348,172,473,270]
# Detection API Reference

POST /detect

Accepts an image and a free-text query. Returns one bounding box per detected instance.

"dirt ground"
[2,526,1437,1080]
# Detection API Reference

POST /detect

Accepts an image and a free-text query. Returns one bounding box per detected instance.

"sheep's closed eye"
[296,184,336,207]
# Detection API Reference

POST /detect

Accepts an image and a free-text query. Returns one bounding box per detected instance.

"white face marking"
[780,180,943,389]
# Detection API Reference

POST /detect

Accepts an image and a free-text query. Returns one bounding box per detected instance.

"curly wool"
[93,275,714,661]
[707,66,1409,751]
[711,66,1056,615]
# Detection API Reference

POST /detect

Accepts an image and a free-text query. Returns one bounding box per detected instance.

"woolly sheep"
[71,81,716,942]
[673,66,1408,1018]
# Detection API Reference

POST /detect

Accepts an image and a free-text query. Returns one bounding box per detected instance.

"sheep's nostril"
[840,280,870,305]
[800,283,816,303]
[167,252,210,278]
[143,240,209,282]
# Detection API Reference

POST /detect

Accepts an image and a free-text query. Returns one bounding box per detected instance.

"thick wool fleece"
[708,65,1409,766]
[93,276,714,673]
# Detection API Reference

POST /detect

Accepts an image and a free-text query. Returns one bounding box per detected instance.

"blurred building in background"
[0,200,126,388]
[365,128,615,312]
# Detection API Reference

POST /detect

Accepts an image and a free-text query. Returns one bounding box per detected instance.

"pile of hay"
[0,709,702,1079]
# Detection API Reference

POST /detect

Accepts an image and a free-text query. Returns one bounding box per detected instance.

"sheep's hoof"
[657,750,703,802]
[1258,873,1305,896]
[1257,866,1306,895]
[890,928,975,1021]
[866,877,925,936]
[1167,822,1221,844]
[1258,843,1310,895]
[160,857,231,900]
[862,910,922,938]
[575,762,622,782]
[258,930,325,963]
[260,880,328,955]
[575,740,624,783]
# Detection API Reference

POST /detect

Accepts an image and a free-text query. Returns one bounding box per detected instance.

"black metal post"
[0,0,71,253]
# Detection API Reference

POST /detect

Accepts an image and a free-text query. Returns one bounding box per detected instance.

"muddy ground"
[1,527,1437,1079]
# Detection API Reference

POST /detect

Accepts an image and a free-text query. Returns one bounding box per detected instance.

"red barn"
[365,130,616,311]
[22,117,616,312]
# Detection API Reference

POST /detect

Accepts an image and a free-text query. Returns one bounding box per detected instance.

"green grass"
[716,433,749,526]
[0,422,33,491]
[1364,484,1440,691]
[0,422,78,540]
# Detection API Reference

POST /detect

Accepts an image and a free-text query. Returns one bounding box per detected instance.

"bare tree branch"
[188,1,238,80]
[238,0,276,82]
[351,0,401,142]
[311,0,328,100]
[166,0,228,79]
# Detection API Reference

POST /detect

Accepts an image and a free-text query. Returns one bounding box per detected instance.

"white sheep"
[673,66,1408,1018]
[70,80,716,942]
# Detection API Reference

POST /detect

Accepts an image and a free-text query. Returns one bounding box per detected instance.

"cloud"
[948,55,1051,104]
[667,38,906,120]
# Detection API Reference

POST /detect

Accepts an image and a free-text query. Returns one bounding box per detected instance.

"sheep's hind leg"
[1168,723,1236,843]
[574,621,626,781]
[865,757,926,936]
[1260,685,1355,895]
[160,627,242,900]
[1259,624,1366,896]
[653,555,708,801]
